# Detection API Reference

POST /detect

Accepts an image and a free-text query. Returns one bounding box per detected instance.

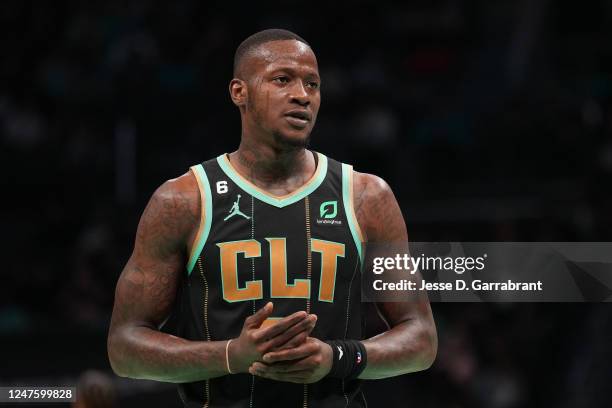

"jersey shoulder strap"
[186,163,213,274]
[340,161,366,263]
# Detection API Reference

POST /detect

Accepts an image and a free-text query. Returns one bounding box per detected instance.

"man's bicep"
[355,172,432,326]
[111,179,197,329]
[133,178,198,261]
[112,255,182,329]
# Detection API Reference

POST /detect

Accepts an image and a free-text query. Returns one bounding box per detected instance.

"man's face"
[242,40,321,148]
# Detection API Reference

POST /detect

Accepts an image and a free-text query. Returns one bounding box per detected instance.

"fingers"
[249,361,317,383]
[274,313,317,350]
[245,302,273,328]
[249,368,311,383]
[272,330,308,351]
[263,314,317,350]
[251,360,310,374]
[252,310,308,342]
[262,339,318,363]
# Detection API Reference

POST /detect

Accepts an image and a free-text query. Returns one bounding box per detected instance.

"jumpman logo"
[224,194,251,221]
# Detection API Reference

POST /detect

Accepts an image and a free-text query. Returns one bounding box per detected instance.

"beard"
[272,129,311,149]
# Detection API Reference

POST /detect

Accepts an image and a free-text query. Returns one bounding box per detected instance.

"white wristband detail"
[225,339,234,374]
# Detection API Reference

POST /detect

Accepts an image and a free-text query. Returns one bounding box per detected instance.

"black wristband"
[325,340,367,380]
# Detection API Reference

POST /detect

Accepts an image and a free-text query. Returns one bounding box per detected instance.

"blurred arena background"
[1,1,611,407]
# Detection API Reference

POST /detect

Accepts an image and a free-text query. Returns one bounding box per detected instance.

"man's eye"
[273,76,289,84]
[307,81,319,89]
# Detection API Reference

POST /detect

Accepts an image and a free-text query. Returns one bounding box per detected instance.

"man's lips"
[283,110,312,129]
[284,116,309,128]
[284,109,312,121]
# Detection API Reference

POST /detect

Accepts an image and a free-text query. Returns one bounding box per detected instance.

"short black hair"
[233,29,310,77]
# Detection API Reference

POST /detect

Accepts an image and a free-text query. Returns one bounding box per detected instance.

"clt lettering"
[217,238,345,303]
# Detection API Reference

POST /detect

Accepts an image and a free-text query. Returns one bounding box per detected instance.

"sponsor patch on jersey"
[316,218,343,226]
[317,200,342,225]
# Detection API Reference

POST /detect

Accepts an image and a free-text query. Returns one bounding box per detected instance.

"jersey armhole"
[341,163,366,264]
[186,164,213,275]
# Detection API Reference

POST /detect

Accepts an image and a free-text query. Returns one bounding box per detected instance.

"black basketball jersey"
[176,151,367,408]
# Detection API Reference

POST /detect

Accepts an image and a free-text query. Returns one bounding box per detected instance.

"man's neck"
[228,140,316,193]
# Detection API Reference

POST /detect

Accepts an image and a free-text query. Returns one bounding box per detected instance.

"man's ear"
[229,78,247,107]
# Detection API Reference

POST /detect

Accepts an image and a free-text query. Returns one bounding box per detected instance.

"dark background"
[1,1,611,407]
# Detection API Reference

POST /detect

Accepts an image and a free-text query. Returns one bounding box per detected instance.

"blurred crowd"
[1,1,611,407]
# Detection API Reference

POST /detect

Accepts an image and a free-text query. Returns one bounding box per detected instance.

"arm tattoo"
[108,174,229,382]
[353,173,407,243]
[353,171,436,379]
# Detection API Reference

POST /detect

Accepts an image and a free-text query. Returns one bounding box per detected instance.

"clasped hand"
[229,302,332,383]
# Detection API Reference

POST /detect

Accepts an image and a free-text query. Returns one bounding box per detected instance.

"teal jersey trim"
[187,164,213,275]
[342,163,364,264]
[216,152,328,208]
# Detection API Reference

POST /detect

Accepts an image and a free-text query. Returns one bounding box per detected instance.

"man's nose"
[290,82,310,106]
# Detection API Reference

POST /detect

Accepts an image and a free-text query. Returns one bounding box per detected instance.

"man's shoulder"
[314,153,394,209]
[155,170,200,201]
[147,170,201,227]
[134,170,201,257]
[353,171,393,199]
[351,170,401,242]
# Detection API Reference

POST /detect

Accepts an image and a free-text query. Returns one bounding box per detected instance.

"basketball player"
[108,29,437,407]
